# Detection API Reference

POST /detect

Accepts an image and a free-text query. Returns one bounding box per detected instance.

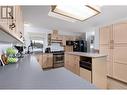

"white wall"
[94,28,99,49]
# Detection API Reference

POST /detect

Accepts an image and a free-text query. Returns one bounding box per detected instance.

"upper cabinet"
[0,6,24,44]
[99,25,112,45]
[113,23,127,44]
[48,30,79,46]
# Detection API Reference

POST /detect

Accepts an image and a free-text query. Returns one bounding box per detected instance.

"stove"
[52,51,64,68]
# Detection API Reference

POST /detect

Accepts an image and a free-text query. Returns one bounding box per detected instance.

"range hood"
[0,25,23,44]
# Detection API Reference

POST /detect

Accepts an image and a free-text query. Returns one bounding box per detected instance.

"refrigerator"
[73,40,87,52]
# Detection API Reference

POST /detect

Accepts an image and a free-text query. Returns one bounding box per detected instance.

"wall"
[49,43,64,51]
[82,28,99,51]
[94,28,99,49]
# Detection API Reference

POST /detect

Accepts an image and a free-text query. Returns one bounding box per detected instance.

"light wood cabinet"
[64,46,73,52]
[35,54,43,67]
[113,23,127,44]
[92,57,107,88]
[0,6,24,43]
[99,26,113,77]
[99,22,127,83]
[51,30,58,40]
[15,6,24,41]
[64,54,80,75]
[99,26,111,45]
[65,53,107,88]
[107,77,127,89]
[80,67,91,82]
[35,53,53,69]
[42,53,53,69]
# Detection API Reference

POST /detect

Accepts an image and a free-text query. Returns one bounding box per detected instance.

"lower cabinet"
[35,53,53,69]
[113,62,127,83]
[80,67,91,82]
[65,53,107,89]
[64,54,80,75]
[42,53,53,69]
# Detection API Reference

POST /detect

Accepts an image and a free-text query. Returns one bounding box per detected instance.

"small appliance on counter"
[45,47,51,53]
[14,45,24,58]
[66,40,73,46]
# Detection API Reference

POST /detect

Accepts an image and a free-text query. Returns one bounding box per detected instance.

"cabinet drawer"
[113,63,127,82]
[80,67,91,82]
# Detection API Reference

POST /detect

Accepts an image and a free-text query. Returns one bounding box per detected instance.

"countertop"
[65,52,107,58]
[0,55,96,89]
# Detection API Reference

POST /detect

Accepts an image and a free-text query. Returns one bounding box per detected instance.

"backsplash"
[49,43,64,51]
[0,43,13,54]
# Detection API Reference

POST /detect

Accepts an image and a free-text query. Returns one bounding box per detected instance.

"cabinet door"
[47,54,53,68]
[70,55,80,75]
[113,44,127,65]
[72,55,80,75]
[64,54,70,69]
[80,67,91,82]
[113,23,127,44]
[113,23,127,82]
[42,54,48,68]
[99,44,113,76]
[113,63,127,83]
[0,6,9,31]
[99,26,112,45]
[64,46,73,52]
[35,54,42,67]
[99,25,113,77]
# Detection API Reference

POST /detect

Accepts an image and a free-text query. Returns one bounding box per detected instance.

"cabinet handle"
[110,40,114,49]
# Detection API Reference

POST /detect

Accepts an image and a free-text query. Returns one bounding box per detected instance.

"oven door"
[53,54,64,67]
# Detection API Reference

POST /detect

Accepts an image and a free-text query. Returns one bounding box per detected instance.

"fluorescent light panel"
[48,11,77,22]
[51,5,100,21]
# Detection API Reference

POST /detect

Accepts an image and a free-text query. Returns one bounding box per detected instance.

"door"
[99,26,111,45]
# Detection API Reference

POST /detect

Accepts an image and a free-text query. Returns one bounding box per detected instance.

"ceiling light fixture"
[50,5,101,22]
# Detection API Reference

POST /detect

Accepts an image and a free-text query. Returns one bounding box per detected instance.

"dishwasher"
[80,60,92,83]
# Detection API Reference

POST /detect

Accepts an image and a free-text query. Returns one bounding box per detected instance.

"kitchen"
[0,5,127,90]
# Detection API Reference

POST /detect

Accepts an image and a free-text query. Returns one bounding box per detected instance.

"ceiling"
[22,6,127,33]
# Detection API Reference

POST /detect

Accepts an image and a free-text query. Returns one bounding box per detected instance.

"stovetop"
[51,51,64,53]
[51,51,64,55]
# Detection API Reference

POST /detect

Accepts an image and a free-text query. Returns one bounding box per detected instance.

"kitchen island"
[65,52,107,89]
[0,55,96,89]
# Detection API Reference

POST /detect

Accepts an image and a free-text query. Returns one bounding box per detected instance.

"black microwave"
[66,41,73,46]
